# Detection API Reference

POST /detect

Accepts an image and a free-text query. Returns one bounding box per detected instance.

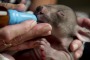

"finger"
[20,0,31,11]
[70,40,82,52]
[40,38,50,46]
[0,3,26,11]
[40,45,46,59]
[7,40,41,51]
[0,20,36,42]
[42,31,51,36]
[9,23,52,46]
[0,53,15,60]
[77,18,90,29]
[74,46,83,60]
[40,45,45,51]
[31,23,52,36]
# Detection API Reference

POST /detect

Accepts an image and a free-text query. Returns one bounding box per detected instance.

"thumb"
[70,40,82,52]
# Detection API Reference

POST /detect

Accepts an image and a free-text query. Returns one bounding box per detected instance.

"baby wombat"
[34,5,90,60]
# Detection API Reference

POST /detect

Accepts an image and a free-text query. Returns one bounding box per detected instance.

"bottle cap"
[8,9,37,25]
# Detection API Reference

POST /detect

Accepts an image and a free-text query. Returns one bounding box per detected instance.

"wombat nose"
[36,6,43,12]
[35,6,44,15]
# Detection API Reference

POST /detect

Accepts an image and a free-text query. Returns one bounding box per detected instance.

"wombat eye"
[57,10,65,17]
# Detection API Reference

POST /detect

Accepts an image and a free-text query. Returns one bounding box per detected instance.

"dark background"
[58,0,90,15]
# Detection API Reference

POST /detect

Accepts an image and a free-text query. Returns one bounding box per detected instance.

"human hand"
[0,1,52,55]
[0,2,52,60]
[70,40,83,60]
[70,18,90,60]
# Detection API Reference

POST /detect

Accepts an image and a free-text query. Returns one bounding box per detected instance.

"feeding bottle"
[0,6,37,27]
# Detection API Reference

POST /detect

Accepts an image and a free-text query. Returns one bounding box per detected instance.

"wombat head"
[35,5,77,26]
[35,5,77,37]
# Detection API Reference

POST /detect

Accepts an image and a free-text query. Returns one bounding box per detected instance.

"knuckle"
[22,21,32,32]
[22,20,36,32]
[1,26,11,40]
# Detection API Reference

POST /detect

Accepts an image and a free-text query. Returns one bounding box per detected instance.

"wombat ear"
[57,10,65,17]
[75,26,90,42]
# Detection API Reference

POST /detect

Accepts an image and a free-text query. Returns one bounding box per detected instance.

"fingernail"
[30,21,37,28]
[42,25,52,32]
[73,44,78,51]
[42,31,51,36]
[45,31,51,35]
